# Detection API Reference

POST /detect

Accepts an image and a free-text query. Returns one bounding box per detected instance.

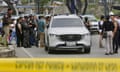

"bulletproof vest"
[103,21,114,31]
[21,21,29,30]
[29,19,36,28]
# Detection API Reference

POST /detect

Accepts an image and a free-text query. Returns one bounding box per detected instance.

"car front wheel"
[84,47,91,54]
[45,45,48,51]
[48,48,54,54]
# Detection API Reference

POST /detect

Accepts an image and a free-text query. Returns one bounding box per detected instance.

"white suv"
[45,14,91,54]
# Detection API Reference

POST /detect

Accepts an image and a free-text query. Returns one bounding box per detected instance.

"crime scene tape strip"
[0,58,119,72]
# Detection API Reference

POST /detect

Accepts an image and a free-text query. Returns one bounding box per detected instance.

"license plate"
[66,42,76,46]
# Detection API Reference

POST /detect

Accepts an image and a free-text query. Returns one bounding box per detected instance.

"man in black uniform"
[22,16,31,48]
[2,8,13,46]
[28,15,36,46]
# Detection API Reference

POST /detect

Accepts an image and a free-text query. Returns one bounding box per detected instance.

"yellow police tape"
[0,58,119,72]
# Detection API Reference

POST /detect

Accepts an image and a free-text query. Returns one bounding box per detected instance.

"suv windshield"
[52,18,84,27]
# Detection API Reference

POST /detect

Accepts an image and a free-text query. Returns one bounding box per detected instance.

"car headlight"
[82,33,90,38]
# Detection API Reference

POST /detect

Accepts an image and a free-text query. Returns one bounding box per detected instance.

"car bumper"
[90,27,99,32]
[49,44,90,51]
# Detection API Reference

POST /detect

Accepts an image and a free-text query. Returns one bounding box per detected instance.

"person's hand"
[112,32,115,38]
[29,24,32,27]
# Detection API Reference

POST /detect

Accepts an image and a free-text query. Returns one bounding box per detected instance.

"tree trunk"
[76,0,82,15]
[82,0,88,15]
[3,0,17,15]
[66,0,71,13]
[66,0,83,14]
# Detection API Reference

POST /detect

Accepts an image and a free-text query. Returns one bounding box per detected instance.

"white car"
[45,14,91,54]
[82,15,99,33]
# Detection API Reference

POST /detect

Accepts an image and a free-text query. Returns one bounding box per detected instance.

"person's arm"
[102,21,105,34]
[84,21,89,27]
[88,21,91,26]
[113,21,118,36]
[98,21,101,29]
[34,19,38,27]
[18,23,22,34]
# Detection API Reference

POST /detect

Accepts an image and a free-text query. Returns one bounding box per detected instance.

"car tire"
[45,45,48,51]
[84,47,91,53]
[45,36,49,51]
[48,48,53,54]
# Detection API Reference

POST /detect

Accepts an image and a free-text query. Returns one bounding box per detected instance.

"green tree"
[21,0,28,5]
[82,0,88,15]
[35,0,51,14]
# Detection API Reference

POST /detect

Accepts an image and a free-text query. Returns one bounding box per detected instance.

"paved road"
[15,34,120,58]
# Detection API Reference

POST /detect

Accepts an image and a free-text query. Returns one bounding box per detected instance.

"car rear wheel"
[45,45,48,51]
[48,48,54,54]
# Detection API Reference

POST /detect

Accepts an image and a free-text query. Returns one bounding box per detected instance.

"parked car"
[11,15,20,20]
[81,15,99,33]
[45,14,91,54]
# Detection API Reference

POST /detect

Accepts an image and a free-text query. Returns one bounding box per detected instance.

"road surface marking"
[21,47,33,58]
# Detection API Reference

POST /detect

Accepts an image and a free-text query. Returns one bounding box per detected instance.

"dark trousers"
[16,33,23,47]
[29,29,36,45]
[113,31,119,53]
[23,30,30,48]
[34,31,39,47]
[119,30,120,46]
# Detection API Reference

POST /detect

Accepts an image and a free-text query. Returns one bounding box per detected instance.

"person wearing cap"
[2,8,13,46]
[28,15,36,46]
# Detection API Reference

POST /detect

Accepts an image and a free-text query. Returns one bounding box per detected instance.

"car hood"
[48,27,89,35]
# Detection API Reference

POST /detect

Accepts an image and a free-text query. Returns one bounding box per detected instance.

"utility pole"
[103,0,109,17]
[38,0,40,14]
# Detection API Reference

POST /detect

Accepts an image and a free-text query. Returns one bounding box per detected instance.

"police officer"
[2,8,13,46]
[102,16,114,55]
[21,16,31,48]
[28,15,36,46]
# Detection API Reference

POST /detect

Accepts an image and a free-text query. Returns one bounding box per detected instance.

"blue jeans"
[10,31,16,44]
[29,30,36,45]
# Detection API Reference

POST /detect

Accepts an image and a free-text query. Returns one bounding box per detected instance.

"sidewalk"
[0,45,16,58]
